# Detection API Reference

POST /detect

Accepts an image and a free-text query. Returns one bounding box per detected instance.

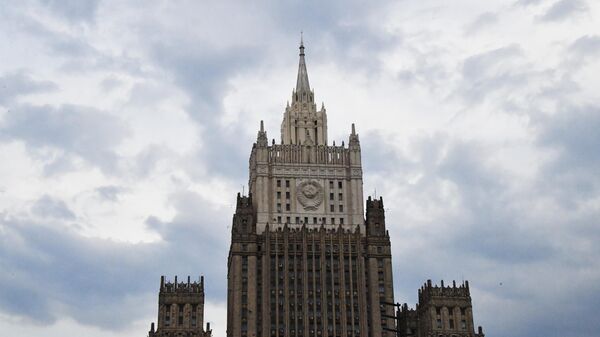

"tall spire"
[296,33,310,93]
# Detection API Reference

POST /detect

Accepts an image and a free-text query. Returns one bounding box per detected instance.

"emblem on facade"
[297,180,323,211]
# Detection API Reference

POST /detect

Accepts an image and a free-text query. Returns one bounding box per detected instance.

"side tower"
[149,276,212,337]
[398,280,484,337]
[227,38,395,337]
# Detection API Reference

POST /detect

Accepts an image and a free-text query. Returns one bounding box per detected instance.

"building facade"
[226,40,396,337]
[148,276,212,337]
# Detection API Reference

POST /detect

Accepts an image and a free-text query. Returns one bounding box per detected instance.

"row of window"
[276,216,345,225]
[435,306,468,316]
[436,318,468,330]
[276,180,344,189]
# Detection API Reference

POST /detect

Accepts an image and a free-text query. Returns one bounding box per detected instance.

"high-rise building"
[148,276,212,337]
[226,38,396,337]
[144,36,486,337]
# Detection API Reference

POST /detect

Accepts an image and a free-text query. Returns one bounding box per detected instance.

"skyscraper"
[226,38,396,337]
[145,37,485,337]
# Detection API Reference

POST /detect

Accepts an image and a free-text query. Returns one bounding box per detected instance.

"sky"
[0,0,599,336]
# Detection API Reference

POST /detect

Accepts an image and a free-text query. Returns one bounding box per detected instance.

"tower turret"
[281,37,328,145]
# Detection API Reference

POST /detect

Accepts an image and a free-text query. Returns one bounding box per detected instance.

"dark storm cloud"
[0,190,229,330]
[0,104,130,174]
[540,0,588,21]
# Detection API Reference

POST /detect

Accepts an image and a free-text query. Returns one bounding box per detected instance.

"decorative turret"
[366,196,387,237]
[149,276,211,337]
[398,279,485,337]
[232,192,255,236]
[349,123,360,147]
[256,120,268,147]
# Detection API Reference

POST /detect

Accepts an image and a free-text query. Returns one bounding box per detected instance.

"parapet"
[418,279,471,303]
[366,196,384,210]
[160,275,205,294]
[236,193,253,210]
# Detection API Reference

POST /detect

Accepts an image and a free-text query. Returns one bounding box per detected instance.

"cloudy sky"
[1,0,599,336]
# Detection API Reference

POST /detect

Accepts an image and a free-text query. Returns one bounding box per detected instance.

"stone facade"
[398,280,484,337]
[148,276,212,337]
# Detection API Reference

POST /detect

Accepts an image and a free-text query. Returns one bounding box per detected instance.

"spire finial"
[296,33,310,93]
[299,31,305,56]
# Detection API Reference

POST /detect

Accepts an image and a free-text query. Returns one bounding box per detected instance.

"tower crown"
[281,37,327,145]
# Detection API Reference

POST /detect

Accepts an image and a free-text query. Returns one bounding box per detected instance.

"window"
[330,193,334,201]
[449,319,454,329]
[277,180,281,187]
[287,216,291,223]
[313,217,317,224]
[329,181,334,189]
[330,205,335,212]
[277,203,281,212]
[277,191,281,199]
[339,205,343,212]
[286,191,290,199]
[296,217,300,224]
[286,204,290,211]
[338,181,343,189]
[304,217,308,224]
[339,218,344,224]
[338,193,343,201]
[331,217,335,224]
[286,180,290,188]
[277,216,282,223]
[461,320,467,330]
[436,319,442,329]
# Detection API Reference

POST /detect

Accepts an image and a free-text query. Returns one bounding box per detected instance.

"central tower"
[227,39,395,337]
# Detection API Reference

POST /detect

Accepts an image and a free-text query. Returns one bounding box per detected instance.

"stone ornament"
[297,180,323,211]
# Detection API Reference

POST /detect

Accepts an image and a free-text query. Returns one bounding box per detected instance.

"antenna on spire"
[242,185,245,196]
[260,120,264,132]
[299,31,305,56]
